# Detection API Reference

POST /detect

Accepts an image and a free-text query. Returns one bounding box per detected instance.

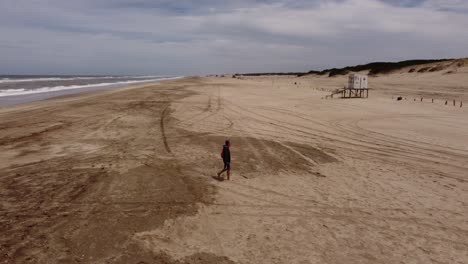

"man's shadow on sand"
[211,175,226,182]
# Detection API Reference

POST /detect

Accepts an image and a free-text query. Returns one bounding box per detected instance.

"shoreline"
[0,77,185,108]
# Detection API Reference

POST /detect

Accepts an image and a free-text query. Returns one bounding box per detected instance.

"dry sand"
[0,71,467,263]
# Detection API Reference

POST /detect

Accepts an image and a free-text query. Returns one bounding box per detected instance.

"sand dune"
[0,74,467,263]
[260,60,468,101]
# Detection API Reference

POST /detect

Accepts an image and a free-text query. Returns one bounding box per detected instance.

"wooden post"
[421,97,423,102]
[445,100,448,105]
[453,100,456,106]
[432,98,434,103]
[461,101,463,108]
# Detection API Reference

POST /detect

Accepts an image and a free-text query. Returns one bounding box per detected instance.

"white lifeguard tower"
[348,74,368,89]
[328,74,370,99]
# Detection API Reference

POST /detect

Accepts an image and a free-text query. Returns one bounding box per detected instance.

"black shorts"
[223,161,231,170]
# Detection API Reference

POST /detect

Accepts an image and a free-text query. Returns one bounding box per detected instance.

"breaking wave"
[0,75,168,84]
[0,77,182,97]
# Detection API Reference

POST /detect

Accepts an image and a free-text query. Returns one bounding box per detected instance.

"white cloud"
[423,0,468,12]
[0,0,467,75]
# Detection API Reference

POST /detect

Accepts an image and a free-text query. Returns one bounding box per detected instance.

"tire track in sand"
[160,105,172,154]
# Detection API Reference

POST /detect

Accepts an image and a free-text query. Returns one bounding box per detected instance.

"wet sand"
[0,75,467,263]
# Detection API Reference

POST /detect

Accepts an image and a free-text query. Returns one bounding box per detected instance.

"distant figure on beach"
[217,140,231,180]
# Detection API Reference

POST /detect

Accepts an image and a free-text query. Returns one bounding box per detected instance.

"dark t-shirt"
[222,145,231,163]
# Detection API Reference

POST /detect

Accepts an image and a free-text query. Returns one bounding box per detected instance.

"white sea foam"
[0,77,182,97]
[0,77,68,83]
[0,75,166,84]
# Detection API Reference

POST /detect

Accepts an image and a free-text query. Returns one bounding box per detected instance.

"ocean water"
[0,75,181,107]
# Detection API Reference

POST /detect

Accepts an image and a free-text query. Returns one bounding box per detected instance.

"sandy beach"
[1,70,468,263]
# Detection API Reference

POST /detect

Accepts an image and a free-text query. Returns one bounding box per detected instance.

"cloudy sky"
[0,0,467,75]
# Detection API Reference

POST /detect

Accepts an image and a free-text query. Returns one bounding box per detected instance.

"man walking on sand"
[217,140,231,180]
